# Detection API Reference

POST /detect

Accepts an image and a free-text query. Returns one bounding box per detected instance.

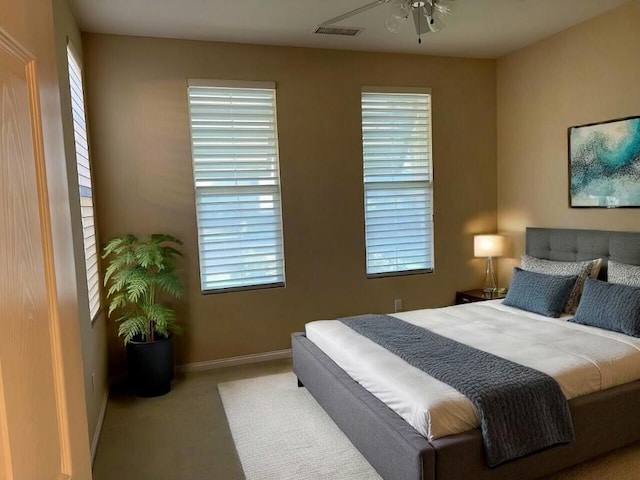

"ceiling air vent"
[313,25,362,36]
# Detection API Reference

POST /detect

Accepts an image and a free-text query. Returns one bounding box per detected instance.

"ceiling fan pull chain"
[418,3,422,44]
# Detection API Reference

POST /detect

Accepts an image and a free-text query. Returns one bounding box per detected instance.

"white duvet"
[305,300,640,440]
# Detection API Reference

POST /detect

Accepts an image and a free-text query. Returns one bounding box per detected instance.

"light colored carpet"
[220,372,640,480]
[219,372,382,480]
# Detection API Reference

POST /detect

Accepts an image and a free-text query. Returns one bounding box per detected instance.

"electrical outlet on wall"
[394,299,403,312]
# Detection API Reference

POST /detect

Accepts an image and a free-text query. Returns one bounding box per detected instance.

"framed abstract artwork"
[569,116,640,208]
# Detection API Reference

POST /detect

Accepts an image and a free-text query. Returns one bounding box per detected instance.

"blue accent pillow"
[503,267,577,317]
[570,277,640,337]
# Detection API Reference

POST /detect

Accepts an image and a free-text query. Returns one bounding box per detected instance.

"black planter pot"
[126,335,174,397]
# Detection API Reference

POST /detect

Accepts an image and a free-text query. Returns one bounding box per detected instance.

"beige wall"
[52,0,108,456]
[83,33,497,367]
[497,0,640,280]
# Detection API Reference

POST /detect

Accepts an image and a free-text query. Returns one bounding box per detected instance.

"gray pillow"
[521,255,602,314]
[503,267,578,318]
[608,260,640,287]
[571,277,640,337]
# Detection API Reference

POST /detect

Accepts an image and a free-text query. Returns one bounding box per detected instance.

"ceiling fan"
[320,0,456,43]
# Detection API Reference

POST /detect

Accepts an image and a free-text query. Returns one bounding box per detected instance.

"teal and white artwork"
[570,116,640,207]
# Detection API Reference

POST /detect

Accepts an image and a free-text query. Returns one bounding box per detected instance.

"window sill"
[201,282,285,295]
[366,268,433,280]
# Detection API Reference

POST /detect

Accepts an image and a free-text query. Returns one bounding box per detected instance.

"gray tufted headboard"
[526,227,640,281]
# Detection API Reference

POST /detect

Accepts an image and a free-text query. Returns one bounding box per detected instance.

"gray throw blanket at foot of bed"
[341,314,574,467]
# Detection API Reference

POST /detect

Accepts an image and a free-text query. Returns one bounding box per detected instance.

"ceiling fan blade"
[321,0,391,26]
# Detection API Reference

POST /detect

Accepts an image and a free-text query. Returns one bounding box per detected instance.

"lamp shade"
[474,235,506,258]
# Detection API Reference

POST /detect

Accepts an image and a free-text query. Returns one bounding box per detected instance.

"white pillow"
[608,260,640,287]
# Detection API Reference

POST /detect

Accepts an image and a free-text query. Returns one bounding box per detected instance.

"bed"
[291,227,640,480]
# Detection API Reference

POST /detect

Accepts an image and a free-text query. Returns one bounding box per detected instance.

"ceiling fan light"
[427,13,445,32]
[388,0,411,19]
[385,14,405,33]
[432,0,456,16]
[385,0,410,32]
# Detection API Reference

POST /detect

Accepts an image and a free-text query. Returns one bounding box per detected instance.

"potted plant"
[102,233,184,397]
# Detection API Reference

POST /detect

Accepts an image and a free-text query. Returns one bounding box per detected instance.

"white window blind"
[67,45,100,320]
[361,90,434,276]
[187,80,285,292]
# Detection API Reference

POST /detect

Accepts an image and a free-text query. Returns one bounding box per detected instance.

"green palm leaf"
[155,269,185,298]
[107,292,128,317]
[102,233,185,345]
[150,234,183,245]
[118,315,149,344]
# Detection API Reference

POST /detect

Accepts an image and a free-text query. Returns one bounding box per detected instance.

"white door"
[0,3,92,478]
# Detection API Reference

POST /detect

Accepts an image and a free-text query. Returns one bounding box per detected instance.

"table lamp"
[474,234,506,294]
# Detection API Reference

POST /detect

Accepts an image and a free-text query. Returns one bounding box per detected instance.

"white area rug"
[219,372,640,480]
[218,372,381,480]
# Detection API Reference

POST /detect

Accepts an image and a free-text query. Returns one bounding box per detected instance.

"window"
[187,80,285,292]
[67,45,100,320]
[361,89,434,277]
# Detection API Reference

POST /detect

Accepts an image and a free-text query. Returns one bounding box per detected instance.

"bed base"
[293,332,640,480]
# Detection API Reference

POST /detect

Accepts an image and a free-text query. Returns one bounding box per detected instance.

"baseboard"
[178,348,292,373]
[91,389,109,465]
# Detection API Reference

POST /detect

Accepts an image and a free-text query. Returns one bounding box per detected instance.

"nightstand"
[455,289,506,305]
